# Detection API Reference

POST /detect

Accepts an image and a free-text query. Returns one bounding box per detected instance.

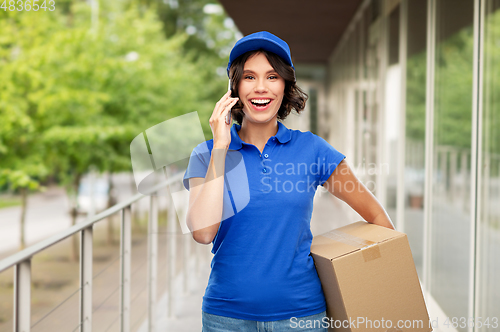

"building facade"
[221,0,500,330]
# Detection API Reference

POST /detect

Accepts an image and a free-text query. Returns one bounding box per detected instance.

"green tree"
[0,10,57,249]
[0,0,230,253]
[406,25,474,150]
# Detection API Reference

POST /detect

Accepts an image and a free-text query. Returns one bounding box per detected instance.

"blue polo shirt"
[183,121,345,321]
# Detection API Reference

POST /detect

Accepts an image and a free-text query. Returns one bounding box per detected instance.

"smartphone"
[225,79,232,125]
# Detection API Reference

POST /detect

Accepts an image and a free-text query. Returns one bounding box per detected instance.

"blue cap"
[227,31,294,76]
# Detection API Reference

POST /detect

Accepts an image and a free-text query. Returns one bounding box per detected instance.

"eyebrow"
[242,69,278,74]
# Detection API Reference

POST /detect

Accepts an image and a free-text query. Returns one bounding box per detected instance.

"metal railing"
[0,171,204,332]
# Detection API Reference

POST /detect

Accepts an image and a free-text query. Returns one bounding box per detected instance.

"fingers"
[210,91,238,125]
[214,91,231,112]
[209,91,238,148]
[222,98,239,115]
[217,95,239,117]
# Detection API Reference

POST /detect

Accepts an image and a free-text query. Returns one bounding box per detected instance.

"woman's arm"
[186,91,239,244]
[322,159,395,230]
[186,148,227,244]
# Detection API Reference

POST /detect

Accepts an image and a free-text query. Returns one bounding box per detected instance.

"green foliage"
[405,25,474,150]
[434,26,473,150]
[137,0,240,135]
[153,0,239,60]
[483,9,500,157]
[405,51,427,143]
[0,0,235,193]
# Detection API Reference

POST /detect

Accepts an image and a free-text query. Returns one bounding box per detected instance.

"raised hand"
[209,90,239,150]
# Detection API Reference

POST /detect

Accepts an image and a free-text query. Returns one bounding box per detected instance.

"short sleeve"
[182,141,211,190]
[314,135,346,186]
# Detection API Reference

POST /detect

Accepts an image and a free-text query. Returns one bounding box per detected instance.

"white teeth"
[251,99,271,104]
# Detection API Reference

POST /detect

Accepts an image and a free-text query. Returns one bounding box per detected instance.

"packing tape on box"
[321,230,382,262]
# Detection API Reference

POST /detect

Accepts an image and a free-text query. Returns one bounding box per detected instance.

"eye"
[244,75,255,80]
[268,75,279,80]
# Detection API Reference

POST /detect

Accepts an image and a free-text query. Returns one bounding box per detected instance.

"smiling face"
[237,52,285,125]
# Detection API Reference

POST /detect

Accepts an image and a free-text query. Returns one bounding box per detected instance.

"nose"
[253,78,269,93]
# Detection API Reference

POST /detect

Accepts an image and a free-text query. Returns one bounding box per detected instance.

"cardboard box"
[311,221,430,331]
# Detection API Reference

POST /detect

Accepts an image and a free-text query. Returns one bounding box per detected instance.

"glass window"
[477,0,500,327]
[404,0,428,281]
[431,0,474,325]
[384,5,401,221]
[357,5,381,189]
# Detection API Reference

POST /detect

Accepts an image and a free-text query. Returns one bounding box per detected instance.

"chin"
[243,107,279,124]
[245,113,278,124]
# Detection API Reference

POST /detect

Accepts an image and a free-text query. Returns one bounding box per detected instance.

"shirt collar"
[228,121,292,151]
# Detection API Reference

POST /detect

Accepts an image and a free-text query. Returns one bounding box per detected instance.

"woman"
[183,31,394,331]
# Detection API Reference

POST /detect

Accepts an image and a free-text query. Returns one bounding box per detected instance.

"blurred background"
[1,0,500,331]
[0,0,238,331]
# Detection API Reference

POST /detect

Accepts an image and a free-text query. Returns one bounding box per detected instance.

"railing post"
[80,226,93,332]
[13,259,31,332]
[449,150,458,205]
[119,206,132,332]
[148,195,158,332]
[179,186,190,294]
[461,151,469,209]
[167,192,177,318]
[192,238,199,277]
[183,232,190,293]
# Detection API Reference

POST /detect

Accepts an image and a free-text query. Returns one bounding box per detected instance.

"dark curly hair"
[228,50,308,125]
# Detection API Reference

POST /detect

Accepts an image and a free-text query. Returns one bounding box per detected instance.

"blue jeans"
[202,310,328,332]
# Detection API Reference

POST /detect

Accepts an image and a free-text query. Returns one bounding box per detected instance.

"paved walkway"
[139,256,210,332]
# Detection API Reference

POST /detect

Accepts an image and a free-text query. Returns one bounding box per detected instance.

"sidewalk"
[142,256,210,332]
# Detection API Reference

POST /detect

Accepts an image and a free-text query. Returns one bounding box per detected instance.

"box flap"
[311,221,405,260]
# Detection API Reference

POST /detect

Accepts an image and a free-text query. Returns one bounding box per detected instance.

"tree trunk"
[19,187,28,250]
[106,172,117,245]
[69,173,82,262]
